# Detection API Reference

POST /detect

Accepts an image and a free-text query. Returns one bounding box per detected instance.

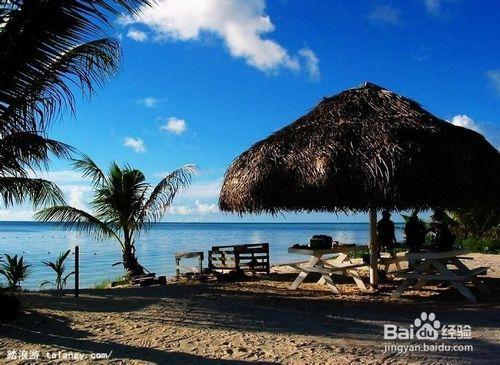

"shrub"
[0,255,32,291]
[40,250,75,292]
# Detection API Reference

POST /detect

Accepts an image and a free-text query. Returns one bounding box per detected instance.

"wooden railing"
[208,243,270,274]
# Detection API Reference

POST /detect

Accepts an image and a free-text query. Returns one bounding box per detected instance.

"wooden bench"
[392,250,491,302]
[290,262,365,275]
[208,243,270,274]
[396,267,489,282]
[175,251,204,278]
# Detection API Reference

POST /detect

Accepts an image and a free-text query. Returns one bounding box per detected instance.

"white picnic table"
[287,246,367,294]
[391,249,490,302]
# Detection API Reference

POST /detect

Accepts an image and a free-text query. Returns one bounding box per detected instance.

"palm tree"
[0,0,151,208]
[36,157,196,276]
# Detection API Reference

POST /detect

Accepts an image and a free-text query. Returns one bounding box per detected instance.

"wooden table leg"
[290,256,320,290]
[391,260,431,297]
[347,269,367,291]
[321,273,340,294]
[450,257,491,296]
[318,252,349,285]
[392,279,415,297]
[432,260,477,303]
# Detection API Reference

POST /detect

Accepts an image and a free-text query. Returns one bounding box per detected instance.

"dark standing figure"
[377,210,397,253]
[404,211,426,252]
[430,208,455,251]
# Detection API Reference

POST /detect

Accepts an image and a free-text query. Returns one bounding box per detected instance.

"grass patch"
[93,276,124,289]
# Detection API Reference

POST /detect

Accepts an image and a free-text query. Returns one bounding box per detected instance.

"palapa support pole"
[74,245,79,298]
[368,209,379,287]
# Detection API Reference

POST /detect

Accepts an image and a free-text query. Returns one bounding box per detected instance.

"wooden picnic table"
[288,246,367,294]
[391,249,490,302]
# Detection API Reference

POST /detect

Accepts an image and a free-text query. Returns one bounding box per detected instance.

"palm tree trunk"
[122,242,145,277]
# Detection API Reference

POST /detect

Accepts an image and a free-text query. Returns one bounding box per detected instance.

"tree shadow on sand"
[2,320,269,364]
[4,274,499,363]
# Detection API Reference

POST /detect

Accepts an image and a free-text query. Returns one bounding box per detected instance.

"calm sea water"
[0,221,404,290]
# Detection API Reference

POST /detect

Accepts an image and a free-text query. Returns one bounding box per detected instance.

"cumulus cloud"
[137,97,159,108]
[168,201,218,215]
[486,70,500,96]
[122,0,318,78]
[368,5,400,25]
[127,28,148,41]
[124,137,146,153]
[449,114,481,132]
[298,48,320,81]
[169,205,192,215]
[68,186,88,210]
[160,117,187,135]
[195,200,218,214]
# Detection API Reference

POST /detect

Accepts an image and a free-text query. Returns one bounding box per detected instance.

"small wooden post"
[198,255,203,274]
[175,257,181,278]
[369,209,379,287]
[74,245,79,297]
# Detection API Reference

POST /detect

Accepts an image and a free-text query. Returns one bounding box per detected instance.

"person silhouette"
[429,208,455,251]
[404,211,426,252]
[377,210,397,253]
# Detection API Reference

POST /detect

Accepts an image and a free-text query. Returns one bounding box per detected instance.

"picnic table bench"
[288,246,367,294]
[391,249,490,302]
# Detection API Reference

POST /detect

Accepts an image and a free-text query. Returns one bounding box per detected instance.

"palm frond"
[0,132,74,176]
[0,177,65,208]
[34,205,121,245]
[139,165,197,227]
[72,155,106,186]
[0,38,121,133]
[0,0,151,133]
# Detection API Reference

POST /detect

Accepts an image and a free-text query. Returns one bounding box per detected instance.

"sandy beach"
[0,253,499,364]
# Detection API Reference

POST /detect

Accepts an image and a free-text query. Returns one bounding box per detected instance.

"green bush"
[0,255,32,291]
[457,238,500,254]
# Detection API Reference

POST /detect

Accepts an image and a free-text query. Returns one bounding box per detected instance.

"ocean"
[0,221,404,290]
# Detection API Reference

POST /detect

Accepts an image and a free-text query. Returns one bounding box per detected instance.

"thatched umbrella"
[219,82,500,285]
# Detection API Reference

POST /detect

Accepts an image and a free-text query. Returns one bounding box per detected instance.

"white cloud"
[298,48,320,81]
[195,200,218,214]
[486,70,500,96]
[123,0,317,77]
[160,117,187,135]
[137,97,159,108]
[449,115,481,132]
[127,28,148,42]
[167,200,218,215]
[67,186,88,210]
[124,137,146,153]
[368,5,400,25]
[169,205,192,215]
[0,209,35,221]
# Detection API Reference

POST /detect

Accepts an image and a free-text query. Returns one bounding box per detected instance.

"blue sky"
[2,0,499,222]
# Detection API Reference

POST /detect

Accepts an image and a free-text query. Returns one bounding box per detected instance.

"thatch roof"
[219,82,500,214]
